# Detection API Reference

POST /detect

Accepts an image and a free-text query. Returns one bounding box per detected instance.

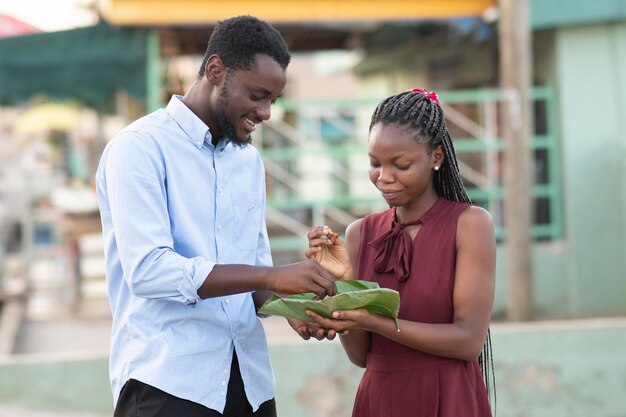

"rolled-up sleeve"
[101,131,212,304]
[178,257,215,304]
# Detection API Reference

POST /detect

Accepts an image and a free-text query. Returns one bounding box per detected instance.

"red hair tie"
[409,88,440,105]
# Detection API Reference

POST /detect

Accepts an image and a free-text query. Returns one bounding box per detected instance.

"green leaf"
[257,280,400,327]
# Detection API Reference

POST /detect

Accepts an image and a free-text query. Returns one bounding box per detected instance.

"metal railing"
[261,85,563,254]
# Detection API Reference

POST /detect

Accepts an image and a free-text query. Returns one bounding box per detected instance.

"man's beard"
[215,73,252,147]
[214,108,252,147]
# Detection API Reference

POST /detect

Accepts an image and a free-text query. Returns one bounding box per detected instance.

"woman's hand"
[305,226,354,280]
[305,309,375,334]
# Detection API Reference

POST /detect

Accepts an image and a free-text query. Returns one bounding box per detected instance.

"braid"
[369,90,496,410]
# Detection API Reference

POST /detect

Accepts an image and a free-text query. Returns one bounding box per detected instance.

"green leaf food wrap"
[258,280,401,330]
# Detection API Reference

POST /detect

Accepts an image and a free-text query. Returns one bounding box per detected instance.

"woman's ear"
[205,55,225,85]
[432,144,445,169]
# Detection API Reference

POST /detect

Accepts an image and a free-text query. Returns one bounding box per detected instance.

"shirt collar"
[165,94,216,150]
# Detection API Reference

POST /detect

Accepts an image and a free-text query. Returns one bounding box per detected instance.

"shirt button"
[225,298,230,304]
[222,381,226,386]
[217,225,222,231]
[224,369,228,374]
[221,391,225,396]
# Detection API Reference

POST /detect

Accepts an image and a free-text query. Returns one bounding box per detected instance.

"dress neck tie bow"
[369,215,422,281]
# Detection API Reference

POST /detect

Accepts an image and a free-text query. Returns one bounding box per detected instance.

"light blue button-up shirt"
[96,95,275,413]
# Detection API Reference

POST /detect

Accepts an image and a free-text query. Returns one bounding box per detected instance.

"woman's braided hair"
[369,89,496,407]
[369,90,469,203]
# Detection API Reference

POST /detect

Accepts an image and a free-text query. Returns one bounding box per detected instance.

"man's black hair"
[198,15,291,77]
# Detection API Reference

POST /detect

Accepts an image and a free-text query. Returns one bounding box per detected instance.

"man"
[96,15,336,417]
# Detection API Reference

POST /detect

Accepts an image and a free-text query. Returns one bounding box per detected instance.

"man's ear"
[205,55,226,85]
[432,144,445,168]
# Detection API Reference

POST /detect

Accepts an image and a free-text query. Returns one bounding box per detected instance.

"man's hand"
[269,259,337,300]
[287,318,337,341]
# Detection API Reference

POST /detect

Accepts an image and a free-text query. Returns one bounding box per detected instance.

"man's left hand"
[286,318,336,341]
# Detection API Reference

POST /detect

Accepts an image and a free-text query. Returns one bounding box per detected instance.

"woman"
[306,89,496,417]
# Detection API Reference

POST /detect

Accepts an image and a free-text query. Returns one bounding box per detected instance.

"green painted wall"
[493,21,626,320]
[482,25,626,319]
[555,23,626,316]
[493,243,571,319]
[531,0,626,29]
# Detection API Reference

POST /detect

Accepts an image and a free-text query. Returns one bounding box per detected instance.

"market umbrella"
[14,102,81,134]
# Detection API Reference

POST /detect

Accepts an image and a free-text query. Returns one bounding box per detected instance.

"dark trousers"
[114,352,277,417]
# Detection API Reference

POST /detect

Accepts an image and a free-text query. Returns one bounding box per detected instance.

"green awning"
[0,21,147,106]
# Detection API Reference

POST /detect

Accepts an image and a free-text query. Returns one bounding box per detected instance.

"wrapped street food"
[258,280,400,329]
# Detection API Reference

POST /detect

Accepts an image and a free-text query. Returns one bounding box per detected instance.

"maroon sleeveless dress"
[353,197,492,417]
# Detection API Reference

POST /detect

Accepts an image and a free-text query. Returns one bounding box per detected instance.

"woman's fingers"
[331,309,364,321]
[304,246,321,259]
[308,226,338,246]
[308,237,333,248]
[306,310,345,331]
[307,226,326,240]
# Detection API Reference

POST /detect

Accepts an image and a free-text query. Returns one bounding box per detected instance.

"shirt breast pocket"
[232,198,261,251]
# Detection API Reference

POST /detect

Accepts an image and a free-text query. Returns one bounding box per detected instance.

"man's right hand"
[269,259,336,299]
[199,261,335,300]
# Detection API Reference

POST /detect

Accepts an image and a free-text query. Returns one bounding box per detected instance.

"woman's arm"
[339,219,371,367]
[307,219,372,367]
[310,206,496,362]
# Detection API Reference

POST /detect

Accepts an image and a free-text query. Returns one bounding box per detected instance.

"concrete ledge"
[0,317,624,417]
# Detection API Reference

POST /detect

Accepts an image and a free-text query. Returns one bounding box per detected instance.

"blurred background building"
[0,0,625,416]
